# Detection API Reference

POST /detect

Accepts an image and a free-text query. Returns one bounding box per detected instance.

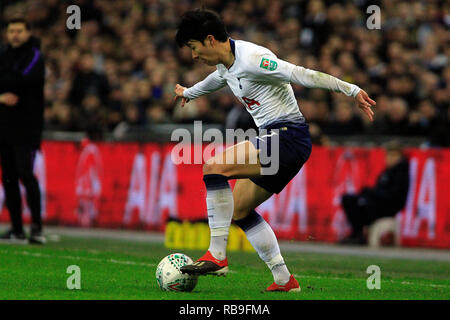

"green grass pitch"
[0,236,449,300]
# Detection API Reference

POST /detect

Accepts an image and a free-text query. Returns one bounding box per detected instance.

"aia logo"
[242,96,260,110]
[75,143,103,227]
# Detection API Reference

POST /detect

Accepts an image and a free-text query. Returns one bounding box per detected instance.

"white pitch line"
[293,273,450,289]
[0,249,155,267]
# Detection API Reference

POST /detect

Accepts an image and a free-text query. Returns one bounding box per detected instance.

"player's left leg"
[233,179,301,292]
[180,141,261,276]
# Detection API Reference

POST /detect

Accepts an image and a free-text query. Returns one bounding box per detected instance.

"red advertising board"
[0,141,449,248]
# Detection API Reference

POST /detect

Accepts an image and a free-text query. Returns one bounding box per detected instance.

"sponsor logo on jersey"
[260,57,278,71]
[242,96,261,110]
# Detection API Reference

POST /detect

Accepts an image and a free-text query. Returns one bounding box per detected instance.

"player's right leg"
[233,179,301,292]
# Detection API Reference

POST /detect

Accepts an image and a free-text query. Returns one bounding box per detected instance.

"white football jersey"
[184,39,360,128]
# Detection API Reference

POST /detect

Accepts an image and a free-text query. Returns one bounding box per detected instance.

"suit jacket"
[0,36,45,147]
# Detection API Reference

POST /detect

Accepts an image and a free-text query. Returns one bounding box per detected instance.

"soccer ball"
[155,253,198,292]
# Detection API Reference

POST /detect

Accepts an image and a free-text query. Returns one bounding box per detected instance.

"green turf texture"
[0,236,448,300]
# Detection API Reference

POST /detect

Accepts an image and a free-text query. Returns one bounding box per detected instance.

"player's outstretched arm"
[174,70,227,107]
[290,66,376,121]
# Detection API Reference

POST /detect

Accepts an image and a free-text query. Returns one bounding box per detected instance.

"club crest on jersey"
[260,58,278,71]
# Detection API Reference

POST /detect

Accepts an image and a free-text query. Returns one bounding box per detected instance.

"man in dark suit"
[0,18,46,244]
[340,141,410,244]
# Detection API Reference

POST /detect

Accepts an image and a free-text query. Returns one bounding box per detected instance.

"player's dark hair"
[176,9,228,47]
[7,17,31,30]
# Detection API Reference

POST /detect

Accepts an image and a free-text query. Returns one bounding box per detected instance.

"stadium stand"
[1,0,449,146]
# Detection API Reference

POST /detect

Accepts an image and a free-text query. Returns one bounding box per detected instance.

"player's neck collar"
[227,38,236,70]
[229,38,235,57]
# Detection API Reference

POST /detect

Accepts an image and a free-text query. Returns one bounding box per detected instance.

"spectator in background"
[325,101,364,136]
[383,98,411,136]
[366,94,390,135]
[192,96,224,123]
[308,123,330,146]
[173,96,225,124]
[45,102,78,131]
[225,104,257,131]
[146,103,171,124]
[123,103,141,127]
[0,17,46,244]
[301,0,328,54]
[69,52,110,107]
[340,140,410,245]
[311,99,330,131]
[408,99,439,136]
[77,93,106,139]
[428,106,450,147]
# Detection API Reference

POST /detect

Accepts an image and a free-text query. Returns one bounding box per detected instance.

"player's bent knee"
[233,205,252,221]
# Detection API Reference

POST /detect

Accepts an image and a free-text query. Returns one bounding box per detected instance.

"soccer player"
[173,9,376,292]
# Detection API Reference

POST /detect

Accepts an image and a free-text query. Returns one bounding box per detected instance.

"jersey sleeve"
[244,52,360,97]
[183,70,227,100]
[243,53,296,83]
[290,66,361,97]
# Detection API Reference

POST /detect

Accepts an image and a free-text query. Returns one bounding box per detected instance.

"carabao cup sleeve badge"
[260,58,278,71]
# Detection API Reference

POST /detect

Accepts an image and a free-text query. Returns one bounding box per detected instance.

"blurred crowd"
[1,0,449,145]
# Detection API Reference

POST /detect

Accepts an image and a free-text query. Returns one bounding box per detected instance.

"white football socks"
[208,226,229,261]
[266,254,291,285]
[236,211,291,285]
[203,174,234,261]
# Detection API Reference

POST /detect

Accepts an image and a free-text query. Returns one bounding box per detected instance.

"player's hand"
[355,89,376,122]
[173,84,190,107]
[0,92,19,106]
